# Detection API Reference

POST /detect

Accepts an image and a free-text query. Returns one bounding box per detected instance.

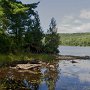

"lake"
[59,46,90,56]
[0,46,90,90]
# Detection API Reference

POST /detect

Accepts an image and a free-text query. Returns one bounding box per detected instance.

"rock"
[85,56,90,59]
[49,65,55,68]
[39,61,42,64]
[30,59,39,64]
[71,60,78,63]
[12,64,42,70]
[46,63,50,66]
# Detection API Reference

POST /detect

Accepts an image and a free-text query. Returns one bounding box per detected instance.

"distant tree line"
[0,0,60,54]
[60,33,90,46]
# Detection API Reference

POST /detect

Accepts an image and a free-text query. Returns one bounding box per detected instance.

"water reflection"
[0,60,90,90]
[0,62,59,90]
[0,67,43,90]
[44,63,59,90]
[56,60,90,90]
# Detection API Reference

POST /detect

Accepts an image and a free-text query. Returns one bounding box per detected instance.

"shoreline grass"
[0,53,56,67]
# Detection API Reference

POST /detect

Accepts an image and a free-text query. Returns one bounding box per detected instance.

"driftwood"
[12,64,42,70]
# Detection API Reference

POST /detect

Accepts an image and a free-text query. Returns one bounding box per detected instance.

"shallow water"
[0,59,90,90]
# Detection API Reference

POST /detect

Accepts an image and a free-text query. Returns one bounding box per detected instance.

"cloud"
[80,9,90,19]
[59,60,90,83]
[58,24,75,33]
[58,22,90,33]
[78,73,90,82]
[57,9,90,33]
[79,23,90,31]
[57,16,82,33]
[74,19,82,24]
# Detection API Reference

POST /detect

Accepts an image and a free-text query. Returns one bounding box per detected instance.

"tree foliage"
[24,12,43,53]
[0,0,60,54]
[60,33,90,46]
[45,18,60,54]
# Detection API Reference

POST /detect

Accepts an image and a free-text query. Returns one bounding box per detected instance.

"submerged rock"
[71,60,78,63]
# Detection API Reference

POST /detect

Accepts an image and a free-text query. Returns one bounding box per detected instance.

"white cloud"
[80,9,90,19]
[74,19,82,24]
[59,60,90,83]
[78,73,90,82]
[57,14,90,33]
[58,24,75,33]
[79,23,90,31]
[58,23,90,33]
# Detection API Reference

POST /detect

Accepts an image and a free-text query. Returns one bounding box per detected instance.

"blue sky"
[20,0,90,33]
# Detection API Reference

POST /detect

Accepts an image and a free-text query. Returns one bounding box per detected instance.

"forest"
[0,0,59,55]
[60,33,90,46]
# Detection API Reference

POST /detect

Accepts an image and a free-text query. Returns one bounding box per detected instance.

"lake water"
[58,46,90,56]
[0,46,90,90]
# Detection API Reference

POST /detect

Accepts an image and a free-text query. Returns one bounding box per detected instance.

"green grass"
[0,53,56,67]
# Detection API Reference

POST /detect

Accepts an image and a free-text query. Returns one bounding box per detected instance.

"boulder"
[71,60,78,63]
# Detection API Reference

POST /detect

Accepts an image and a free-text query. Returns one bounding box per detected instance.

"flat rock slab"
[15,64,42,70]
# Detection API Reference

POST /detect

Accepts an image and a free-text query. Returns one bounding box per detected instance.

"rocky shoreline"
[56,55,90,60]
[9,55,90,70]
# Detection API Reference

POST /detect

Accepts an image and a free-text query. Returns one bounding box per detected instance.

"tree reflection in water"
[0,68,42,90]
[44,62,59,90]
[0,62,60,90]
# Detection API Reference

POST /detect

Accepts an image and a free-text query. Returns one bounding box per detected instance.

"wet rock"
[49,65,55,69]
[30,59,39,64]
[71,60,78,63]
[85,56,90,59]
[56,55,90,60]
[46,63,50,66]
[11,64,42,70]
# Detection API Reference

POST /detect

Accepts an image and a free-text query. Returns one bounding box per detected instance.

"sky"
[20,0,90,33]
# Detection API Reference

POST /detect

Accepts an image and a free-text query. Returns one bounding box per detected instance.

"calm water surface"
[0,46,90,90]
[0,60,90,90]
[59,46,90,56]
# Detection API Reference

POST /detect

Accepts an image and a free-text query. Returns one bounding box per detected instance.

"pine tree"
[24,12,43,53]
[45,17,60,54]
[0,0,39,52]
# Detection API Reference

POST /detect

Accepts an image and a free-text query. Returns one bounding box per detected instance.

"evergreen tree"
[25,12,43,53]
[0,0,39,53]
[45,17,60,54]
